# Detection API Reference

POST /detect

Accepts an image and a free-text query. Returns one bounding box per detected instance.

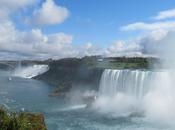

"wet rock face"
[0,108,47,130]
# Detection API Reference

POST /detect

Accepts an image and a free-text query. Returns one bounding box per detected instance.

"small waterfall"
[13,65,49,78]
[98,69,157,98]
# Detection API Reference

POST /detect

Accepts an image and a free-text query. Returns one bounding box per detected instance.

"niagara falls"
[0,0,175,130]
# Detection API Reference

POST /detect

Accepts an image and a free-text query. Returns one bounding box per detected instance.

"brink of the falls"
[98,69,153,99]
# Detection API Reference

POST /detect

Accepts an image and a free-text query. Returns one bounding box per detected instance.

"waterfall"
[13,65,49,78]
[98,69,170,99]
[94,69,175,122]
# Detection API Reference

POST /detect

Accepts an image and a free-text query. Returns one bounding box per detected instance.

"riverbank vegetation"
[0,107,47,130]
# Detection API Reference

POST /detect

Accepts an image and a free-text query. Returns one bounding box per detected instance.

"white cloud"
[0,20,173,59]
[0,0,37,19]
[0,20,169,59]
[2,2,175,60]
[79,43,102,56]
[107,41,125,52]
[0,0,102,60]
[138,30,175,60]
[103,28,175,58]
[121,21,175,31]
[153,8,175,20]
[0,0,36,10]
[0,20,102,60]
[104,40,142,57]
[31,0,69,26]
[48,33,73,44]
[0,8,10,20]
[0,20,75,59]
[117,8,175,58]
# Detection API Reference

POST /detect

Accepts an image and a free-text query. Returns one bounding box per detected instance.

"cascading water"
[94,69,175,124]
[13,64,49,78]
[98,69,154,99]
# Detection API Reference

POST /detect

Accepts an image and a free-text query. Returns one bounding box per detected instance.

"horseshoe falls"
[94,69,175,127]
[99,69,153,98]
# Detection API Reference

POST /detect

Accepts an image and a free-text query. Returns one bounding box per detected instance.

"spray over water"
[13,65,49,78]
[92,69,175,126]
[92,31,175,126]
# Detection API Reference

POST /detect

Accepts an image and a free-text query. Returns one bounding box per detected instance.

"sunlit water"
[0,69,175,130]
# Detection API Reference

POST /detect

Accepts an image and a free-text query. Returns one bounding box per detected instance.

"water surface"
[0,70,173,130]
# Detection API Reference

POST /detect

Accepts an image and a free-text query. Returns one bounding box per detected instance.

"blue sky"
[1,0,175,59]
[15,0,175,46]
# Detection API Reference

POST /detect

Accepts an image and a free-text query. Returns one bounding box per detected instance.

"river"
[0,66,175,130]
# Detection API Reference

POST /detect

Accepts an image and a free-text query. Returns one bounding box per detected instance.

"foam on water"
[60,104,87,111]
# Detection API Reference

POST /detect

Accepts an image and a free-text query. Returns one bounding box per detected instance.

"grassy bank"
[0,107,47,130]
